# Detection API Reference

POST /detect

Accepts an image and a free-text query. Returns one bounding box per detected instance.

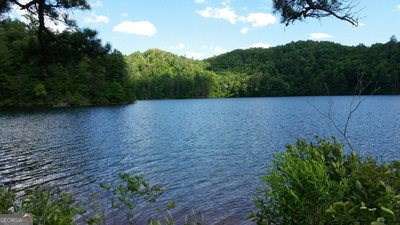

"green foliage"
[33,83,47,97]
[211,71,248,97]
[126,49,217,99]
[207,40,400,96]
[251,139,400,225]
[1,177,172,225]
[98,173,164,224]
[126,39,400,100]
[1,186,82,225]
[0,20,134,107]
[90,173,182,225]
[101,173,164,209]
[21,187,83,225]
[0,186,15,213]
[2,149,398,225]
[1,19,399,106]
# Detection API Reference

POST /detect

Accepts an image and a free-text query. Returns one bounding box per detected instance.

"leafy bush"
[1,174,178,225]
[21,187,83,225]
[0,186,82,225]
[101,173,164,209]
[95,173,164,224]
[251,139,400,225]
[0,186,15,213]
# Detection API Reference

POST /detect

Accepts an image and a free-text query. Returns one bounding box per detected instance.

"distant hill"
[206,40,400,96]
[124,40,400,100]
[125,49,218,99]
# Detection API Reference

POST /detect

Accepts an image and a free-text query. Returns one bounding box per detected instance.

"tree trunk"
[37,0,47,79]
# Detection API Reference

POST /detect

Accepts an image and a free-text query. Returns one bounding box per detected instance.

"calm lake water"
[1,96,400,224]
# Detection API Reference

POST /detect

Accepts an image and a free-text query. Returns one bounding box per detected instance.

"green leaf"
[381,206,394,217]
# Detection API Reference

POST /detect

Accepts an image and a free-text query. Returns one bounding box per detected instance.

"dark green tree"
[1,0,90,78]
[273,0,359,26]
[390,35,398,44]
[0,20,134,107]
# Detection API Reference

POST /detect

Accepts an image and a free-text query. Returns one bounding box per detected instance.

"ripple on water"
[1,96,400,224]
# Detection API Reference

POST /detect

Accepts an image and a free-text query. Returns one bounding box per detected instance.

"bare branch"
[308,74,380,152]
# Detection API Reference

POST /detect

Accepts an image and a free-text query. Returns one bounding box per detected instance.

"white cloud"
[46,20,69,32]
[396,4,400,11]
[196,3,276,32]
[85,14,109,24]
[242,13,276,27]
[168,43,186,50]
[176,43,186,50]
[308,32,333,40]
[182,45,228,59]
[113,20,157,37]
[185,52,205,59]
[213,46,227,55]
[197,6,238,24]
[240,27,249,34]
[194,0,206,4]
[121,12,129,17]
[247,42,272,49]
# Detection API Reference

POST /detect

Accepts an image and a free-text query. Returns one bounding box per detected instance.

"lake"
[1,96,400,224]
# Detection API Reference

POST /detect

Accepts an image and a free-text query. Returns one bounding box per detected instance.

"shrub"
[0,186,15,213]
[21,187,83,225]
[97,173,164,224]
[251,139,400,225]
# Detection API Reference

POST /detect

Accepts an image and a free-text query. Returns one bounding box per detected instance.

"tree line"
[127,38,400,99]
[206,38,400,97]
[0,20,133,107]
[0,0,134,108]
[1,16,399,107]
[0,0,398,107]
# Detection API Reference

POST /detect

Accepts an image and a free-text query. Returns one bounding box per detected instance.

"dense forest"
[1,22,400,106]
[126,49,216,99]
[127,38,400,99]
[125,49,253,99]
[1,0,397,107]
[0,20,133,107]
[206,39,400,96]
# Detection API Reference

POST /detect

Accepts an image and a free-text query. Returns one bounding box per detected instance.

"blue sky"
[12,0,400,59]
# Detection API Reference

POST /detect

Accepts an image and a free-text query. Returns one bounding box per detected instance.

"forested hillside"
[127,49,262,99]
[0,20,133,107]
[206,39,400,96]
[126,49,216,99]
[125,38,400,99]
[1,18,399,107]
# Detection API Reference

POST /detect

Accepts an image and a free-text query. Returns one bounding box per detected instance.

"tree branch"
[9,0,36,10]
